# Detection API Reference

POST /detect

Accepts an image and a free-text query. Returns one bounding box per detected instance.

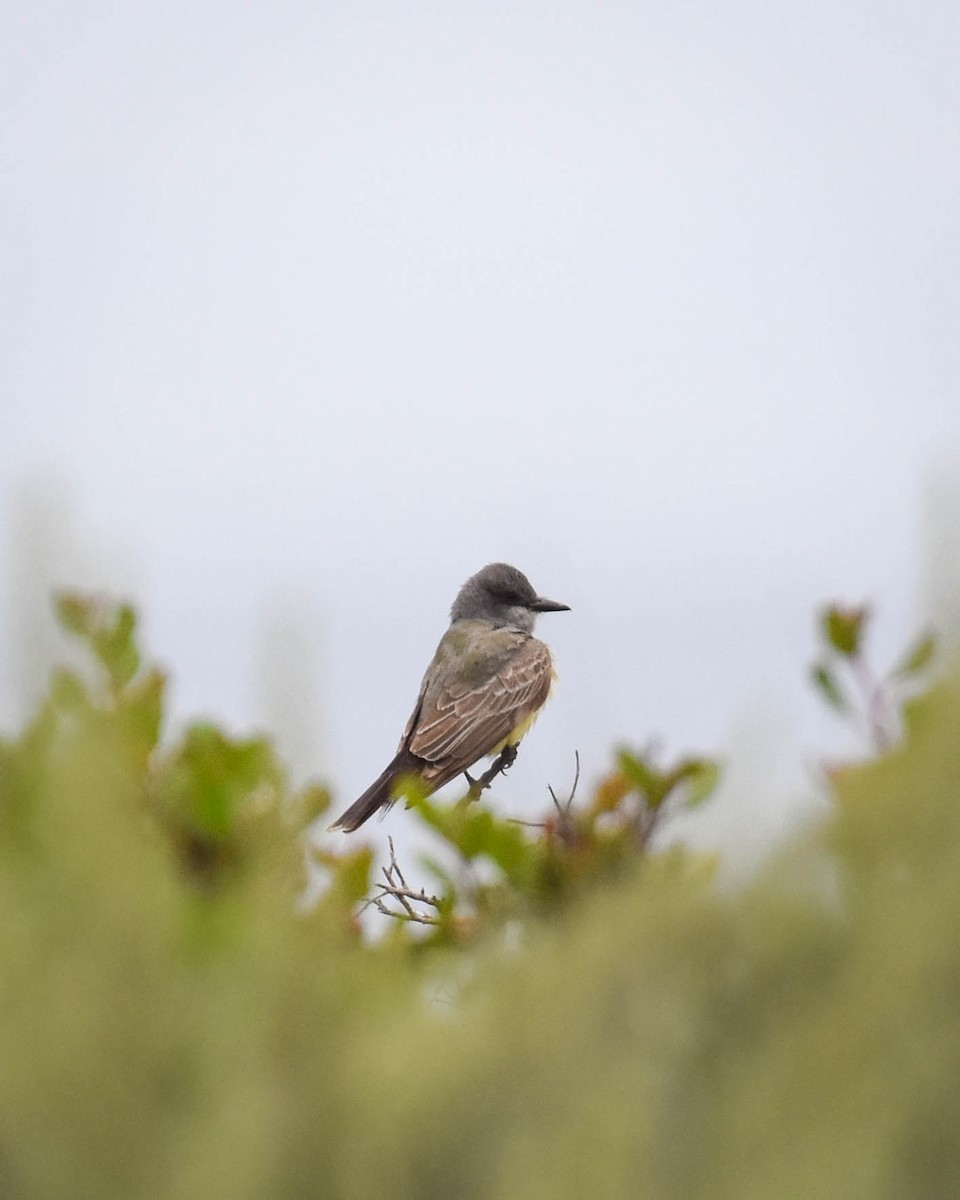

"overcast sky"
[3,1,959,866]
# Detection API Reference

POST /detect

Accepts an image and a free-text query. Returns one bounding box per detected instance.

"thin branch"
[380,864,416,919]
[547,749,581,815]
[369,895,440,926]
[851,654,897,752]
[633,799,661,851]
[386,837,407,885]
[545,750,582,842]
[507,751,583,835]
[376,883,444,908]
[368,835,444,926]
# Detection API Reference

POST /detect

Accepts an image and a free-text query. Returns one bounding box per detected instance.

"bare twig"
[849,655,898,752]
[547,749,580,816]
[548,751,582,842]
[369,895,440,926]
[386,837,406,884]
[506,751,582,838]
[376,883,444,907]
[367,836,444,926]
[380,858,416,919]
[633,801,660,851]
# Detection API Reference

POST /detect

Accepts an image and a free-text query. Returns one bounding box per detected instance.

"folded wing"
[405,632,553,787]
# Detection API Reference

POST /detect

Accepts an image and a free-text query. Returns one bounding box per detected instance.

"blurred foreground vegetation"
[0,596,958,1199]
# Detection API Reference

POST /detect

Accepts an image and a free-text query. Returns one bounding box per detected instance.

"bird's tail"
[327,753,420,833]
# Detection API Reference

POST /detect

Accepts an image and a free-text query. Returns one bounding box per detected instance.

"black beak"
[530,596,571,613]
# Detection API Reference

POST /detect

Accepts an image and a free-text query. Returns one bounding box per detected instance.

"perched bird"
[329,562,570,833]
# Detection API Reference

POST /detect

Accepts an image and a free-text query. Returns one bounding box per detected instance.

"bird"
[328,562,570,833]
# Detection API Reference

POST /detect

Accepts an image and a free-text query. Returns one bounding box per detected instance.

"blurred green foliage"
[0,594,958,1199]
[811,601,937,752]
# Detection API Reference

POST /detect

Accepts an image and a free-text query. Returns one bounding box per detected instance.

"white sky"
[3,1,959,867]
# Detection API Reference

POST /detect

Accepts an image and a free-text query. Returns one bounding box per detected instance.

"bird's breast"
[437,620,530,686]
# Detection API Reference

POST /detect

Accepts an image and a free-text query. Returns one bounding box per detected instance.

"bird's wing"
[405,629,554,774]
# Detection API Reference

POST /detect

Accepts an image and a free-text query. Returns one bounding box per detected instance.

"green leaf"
[460,810,530,879]
[822,605,868,658]
[334,846,375,909]
[50,667,89,711]
[413,797,534,885]
[891,630,937,680]
[53,594,142,690]
[617,749,669,808]
[118,669,166,756]
[675,758,722,810]
[54,593,95,638]
[166,725,282,841]
[295,783,332,826]
[95,604,141,689]
[811,662,849,712]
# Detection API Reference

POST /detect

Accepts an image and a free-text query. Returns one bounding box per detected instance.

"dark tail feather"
[327,753,418,833]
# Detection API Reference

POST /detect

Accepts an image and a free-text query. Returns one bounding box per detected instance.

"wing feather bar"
[408,636,553,769]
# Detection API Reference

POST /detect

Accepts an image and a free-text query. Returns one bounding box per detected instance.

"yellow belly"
[490,668,557,754]
[492,708,540,754]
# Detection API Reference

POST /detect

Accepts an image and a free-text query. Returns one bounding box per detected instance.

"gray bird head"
[450,563,570,633]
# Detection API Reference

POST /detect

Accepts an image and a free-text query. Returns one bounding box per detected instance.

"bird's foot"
[460,745,519,806]
[499,743,518,772]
